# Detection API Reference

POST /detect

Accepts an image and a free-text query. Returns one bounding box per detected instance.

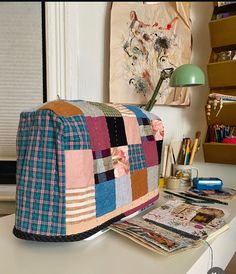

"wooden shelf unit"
[203,4,236,165]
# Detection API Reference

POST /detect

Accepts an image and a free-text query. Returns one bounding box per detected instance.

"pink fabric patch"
[142,141,158,167]
[85,116,110,150]
[123,116,141,144]
[65,150,94,188]
[111,146,130,178]
[151,120,164,141]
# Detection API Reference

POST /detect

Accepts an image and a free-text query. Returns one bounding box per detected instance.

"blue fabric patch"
[95,180,116,217]
[125,105,148,119]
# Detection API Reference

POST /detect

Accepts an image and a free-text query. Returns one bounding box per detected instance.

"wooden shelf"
[207,60,236,88]
[203,142,236,165]
[203,5,236,165]
[209,15,236,48]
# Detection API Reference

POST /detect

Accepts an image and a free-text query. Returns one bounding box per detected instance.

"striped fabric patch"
[107,103,136,117]
[66,186,96,225]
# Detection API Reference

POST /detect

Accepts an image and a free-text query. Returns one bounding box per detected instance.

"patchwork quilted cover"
[13,100,163,241]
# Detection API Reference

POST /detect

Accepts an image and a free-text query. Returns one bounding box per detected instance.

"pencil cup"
[173,164,198,188]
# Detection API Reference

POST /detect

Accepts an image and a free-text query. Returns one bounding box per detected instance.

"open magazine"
[110,199,229,255]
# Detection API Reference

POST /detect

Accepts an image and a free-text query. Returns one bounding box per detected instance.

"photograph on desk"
[110,199,229,255]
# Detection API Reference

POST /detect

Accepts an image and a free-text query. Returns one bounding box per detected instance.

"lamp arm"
[144,68,174,112]
[144,74,165,111]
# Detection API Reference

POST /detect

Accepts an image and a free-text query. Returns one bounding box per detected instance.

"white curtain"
[0,2,43,160]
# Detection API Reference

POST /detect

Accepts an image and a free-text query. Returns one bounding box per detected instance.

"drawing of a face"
[158,55,175,70]
[129,77,148,95]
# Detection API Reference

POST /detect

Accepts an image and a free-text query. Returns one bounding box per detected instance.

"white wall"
[67,2,236,186]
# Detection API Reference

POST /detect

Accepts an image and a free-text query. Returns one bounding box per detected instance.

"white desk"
[0,184,16,215]
[1,195,236,274]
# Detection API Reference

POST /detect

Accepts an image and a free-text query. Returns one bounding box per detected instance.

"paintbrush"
[189,131,201,165]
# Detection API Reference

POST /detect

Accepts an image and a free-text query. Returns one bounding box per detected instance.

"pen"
[179,192,228,206]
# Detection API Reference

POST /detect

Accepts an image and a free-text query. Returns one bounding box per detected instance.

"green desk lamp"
[144,64,205,111]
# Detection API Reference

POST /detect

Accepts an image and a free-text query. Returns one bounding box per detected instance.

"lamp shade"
[169,64,205,87]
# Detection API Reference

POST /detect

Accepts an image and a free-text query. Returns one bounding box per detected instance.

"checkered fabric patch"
[128,144,147,172]
[62,116,91,150]
[71,101,104,117]
[16,110,65,236]
[93,156,114,174]
[90,102,122,117]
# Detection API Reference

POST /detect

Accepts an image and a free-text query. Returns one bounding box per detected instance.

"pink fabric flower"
[151,120,164,141]
[112,146,130,177]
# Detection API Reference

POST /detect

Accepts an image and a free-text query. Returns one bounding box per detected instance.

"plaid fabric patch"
[90,102,121,117]
[16,110,65,236]
[128,144,147,172]
[62,116,91,150]
[93,156,114,174]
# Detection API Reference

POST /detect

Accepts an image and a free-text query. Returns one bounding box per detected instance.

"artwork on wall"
[110,2,192,106]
